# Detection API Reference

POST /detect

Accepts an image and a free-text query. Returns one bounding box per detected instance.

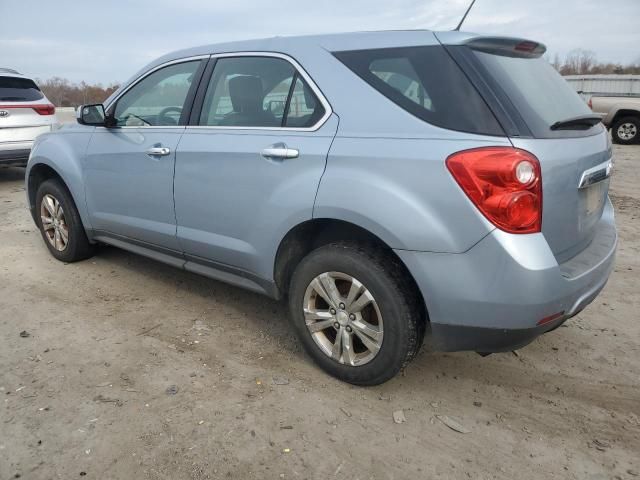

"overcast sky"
[1,0,638,84]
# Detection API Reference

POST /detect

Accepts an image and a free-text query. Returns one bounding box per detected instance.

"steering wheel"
[157,106,183,126]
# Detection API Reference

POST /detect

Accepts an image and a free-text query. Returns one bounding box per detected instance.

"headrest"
[228,75,263,112]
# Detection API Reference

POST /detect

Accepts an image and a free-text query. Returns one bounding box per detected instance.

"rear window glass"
[333,46,504,136]
[471,50,595,137]
[0,76,44,102]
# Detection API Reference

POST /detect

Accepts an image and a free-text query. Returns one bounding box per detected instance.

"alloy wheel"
[40,194,69,252]
[302,271,383,366]
[617,122,637,141]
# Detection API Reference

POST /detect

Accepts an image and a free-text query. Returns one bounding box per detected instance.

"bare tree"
[547,51,640,75]
[562,49,596,75]
[36,78,119,107]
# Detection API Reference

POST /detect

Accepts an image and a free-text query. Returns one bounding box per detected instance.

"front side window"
[113,61,200,127]
[334,46,504,136]
[199,56,325,128]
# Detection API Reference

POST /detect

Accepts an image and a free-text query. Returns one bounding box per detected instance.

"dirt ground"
[1,145,638,480]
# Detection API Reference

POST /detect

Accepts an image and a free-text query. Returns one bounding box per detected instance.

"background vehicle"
[0,68,58,167]
[589,95,640,144]
[25,31,616,385]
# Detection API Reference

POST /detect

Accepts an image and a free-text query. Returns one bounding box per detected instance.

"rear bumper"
[0,142,32,166]
[423,317,569,353]
[396,198,617,352]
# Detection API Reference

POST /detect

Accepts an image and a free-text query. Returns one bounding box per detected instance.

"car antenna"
[453,0,477,31]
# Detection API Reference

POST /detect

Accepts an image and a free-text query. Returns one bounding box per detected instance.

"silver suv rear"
[25,31,617,385]
[0,69,58,166]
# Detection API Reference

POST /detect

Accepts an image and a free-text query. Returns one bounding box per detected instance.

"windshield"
[0,76,44,102]
[472,50,597,137]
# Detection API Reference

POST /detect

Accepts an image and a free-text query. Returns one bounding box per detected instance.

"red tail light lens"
[446,147,542,234]
[0,104,56,115]
[537,311,565,326]
[32,104,55,115]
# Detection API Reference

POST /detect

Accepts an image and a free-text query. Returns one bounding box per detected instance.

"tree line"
[548,49,640,75]
[37,77,119,108]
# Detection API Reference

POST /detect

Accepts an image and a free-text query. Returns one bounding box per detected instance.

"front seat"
[220,75,278,127]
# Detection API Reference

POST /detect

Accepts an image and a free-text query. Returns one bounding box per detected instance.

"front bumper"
[396,199,617,352]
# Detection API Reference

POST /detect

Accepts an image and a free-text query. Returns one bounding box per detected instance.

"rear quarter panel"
[315,135,510,253]
[298,36,510,253]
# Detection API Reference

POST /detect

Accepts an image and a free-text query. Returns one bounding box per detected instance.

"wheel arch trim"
[272,217,427,312]
[26,157,92,231]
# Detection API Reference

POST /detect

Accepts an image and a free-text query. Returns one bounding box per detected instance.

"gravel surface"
[1,145,638,479]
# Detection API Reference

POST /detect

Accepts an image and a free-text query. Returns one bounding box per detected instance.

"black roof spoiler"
[464,36,546,58]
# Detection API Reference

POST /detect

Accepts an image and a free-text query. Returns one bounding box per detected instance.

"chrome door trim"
[578,158,613,189]
[104,55,211,113]
[101,52,333,133]
[185,51,334,133]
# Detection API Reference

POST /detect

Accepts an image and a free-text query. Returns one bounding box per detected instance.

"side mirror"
[267,100,285,117]
[77,104,107,126]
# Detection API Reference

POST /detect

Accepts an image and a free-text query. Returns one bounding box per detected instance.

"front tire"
[288,243,424,385]
[35,179,95,262]
[611,116,639,145]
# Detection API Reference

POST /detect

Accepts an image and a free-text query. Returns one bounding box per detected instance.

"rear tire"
[611,116,639,145]
[288,243,424,385]
[35,179,95,262]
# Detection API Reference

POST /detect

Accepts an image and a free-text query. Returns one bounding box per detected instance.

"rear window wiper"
[550,114,602,131]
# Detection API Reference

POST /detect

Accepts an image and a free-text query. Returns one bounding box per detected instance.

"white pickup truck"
[589,96,640,144]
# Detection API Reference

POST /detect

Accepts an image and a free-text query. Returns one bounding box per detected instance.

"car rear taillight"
[0,104,56,115]
[587,97,593,110]
[32,104,55,115]
[446,147,542,234]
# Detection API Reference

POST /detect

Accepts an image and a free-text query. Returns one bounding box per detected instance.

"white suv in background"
[0,68,58,167]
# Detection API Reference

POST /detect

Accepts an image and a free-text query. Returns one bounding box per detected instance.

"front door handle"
[261,143,299,160]
[146,146,171,157]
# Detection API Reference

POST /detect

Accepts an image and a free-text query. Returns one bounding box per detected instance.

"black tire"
[288,243,425,385]
[35,179,95,262]
[611,116,640,145]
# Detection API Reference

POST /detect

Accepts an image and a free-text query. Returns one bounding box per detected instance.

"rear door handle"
[261,143,299,160]
[146,147,171,157]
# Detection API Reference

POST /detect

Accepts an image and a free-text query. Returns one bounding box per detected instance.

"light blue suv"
[26,31,616,385]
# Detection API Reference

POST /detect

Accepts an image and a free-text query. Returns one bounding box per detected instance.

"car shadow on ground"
[94,244,637,409]
[0,167,26,182]
[89,243,555,390]
[93,243,297,345]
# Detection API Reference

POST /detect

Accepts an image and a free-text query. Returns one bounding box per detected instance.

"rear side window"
[333,46,504,136]
[0,76,44,102]
[198,56,325,128]
[284,76,326,128]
